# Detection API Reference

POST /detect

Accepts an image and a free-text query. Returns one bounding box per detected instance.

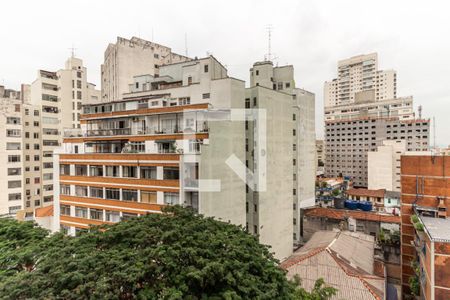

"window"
[245,98,250,109]
[8,193,21,201]
[105,166,119,177]
[256,70,259,76]
[253,97,257,106]
[44,196,53,203]
[60,164,71,175]
[286,82,291,88]
[89,165,103,176]
[90,209,103,220]
[75,165,87,176]
[34,177,40,184]
[8,180,21,188]
[6,129,21,137]
[141,191,157,203]
[122,166,137,178]
[43,162,53,169]
[75,186,88,197]
[75,207,88,218]
[121,213,138,221]
[293,114,296,121]
[43,140,59,146]
[90,187,103,198]
[163,167,179,180]
[277,82,283,90]
[7,168,21,176]
[202,93,210,99]
[164,192,179,205]
[140,166,157,179]
[106,210,121,222]
[204,64,209,73]
[105,188,120,200]
[8,155,20,163]
[77,91,82,100]
[60,205,71,216]
[60,184,71,195]
[34,155,40,161]
[77,71,82,78]
[187,76,192,85]
[122,189,138,202]
[9,206,21,214]
[6,117,20,124]
[293,129,296,136]
[43,184,53,191]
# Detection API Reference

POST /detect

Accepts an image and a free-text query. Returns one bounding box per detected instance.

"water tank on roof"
[334,197,345,209]
[360,201,373,212]
[345,200,358,210]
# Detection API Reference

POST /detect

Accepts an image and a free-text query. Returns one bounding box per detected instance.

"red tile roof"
[347,188,385,198]
[304,207,400,224]
[35,205,54,218]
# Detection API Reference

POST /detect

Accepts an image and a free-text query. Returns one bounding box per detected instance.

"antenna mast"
[265,24,273,61]
[68,44,77,58]
[185,33,188,57]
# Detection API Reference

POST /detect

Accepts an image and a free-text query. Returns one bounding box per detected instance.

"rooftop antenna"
[265,24,273,61]
[185,33,188,57]
[418,105,422,119]
[68,44,77,58]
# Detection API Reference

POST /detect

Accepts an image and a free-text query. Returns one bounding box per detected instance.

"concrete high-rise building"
[324,54,429,188]
[368,140,407,192]
[400,154,450,299]
[324,53,396,107]
[53,53,315,261]
[101,36,191,102]
[0,56,102,217]
[247,61,316,250]
[54,55,246,238]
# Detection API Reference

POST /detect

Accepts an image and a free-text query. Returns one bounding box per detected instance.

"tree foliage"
[0,206,336,299]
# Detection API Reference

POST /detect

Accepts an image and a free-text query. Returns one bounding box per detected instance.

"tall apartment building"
[54,55,246,240]
[400,154,450,299]
[5,56,102,216]
[324,54,429,188]
[368,140,407,192]
[324,53,396,107]
[247,61,316,250]
[101,36,191,102]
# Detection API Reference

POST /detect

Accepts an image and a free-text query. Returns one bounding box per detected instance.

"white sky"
[1,0,449,145]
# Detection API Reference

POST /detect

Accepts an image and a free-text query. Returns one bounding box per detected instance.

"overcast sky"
[1,0,449,145]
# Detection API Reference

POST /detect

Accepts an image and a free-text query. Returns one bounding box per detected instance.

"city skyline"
[1,0,449,146]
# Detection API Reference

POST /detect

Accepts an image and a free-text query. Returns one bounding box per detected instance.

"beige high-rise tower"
[324,53,396,107]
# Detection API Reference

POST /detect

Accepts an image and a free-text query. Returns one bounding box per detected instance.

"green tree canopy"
[0,206,336,299]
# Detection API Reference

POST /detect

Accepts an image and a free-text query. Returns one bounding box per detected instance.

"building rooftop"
[347,188,385,198]
[281,230,384,300]
[304,207,401,224]
[421,216,450,243]
[35,205,54,218]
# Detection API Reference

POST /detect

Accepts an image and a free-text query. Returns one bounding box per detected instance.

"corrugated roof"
[35,205,54,218]
[347,188,385,198]
[281,231,385,300]
[304,207,401,224]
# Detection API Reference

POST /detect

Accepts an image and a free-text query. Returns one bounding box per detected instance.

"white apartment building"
[324,53,396,107]
[368,140,407,192]
[101,36,191,102]
[0,85,42,217]
[247,61,316,251]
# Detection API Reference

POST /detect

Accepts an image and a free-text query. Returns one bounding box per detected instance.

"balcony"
[87,128,132,136]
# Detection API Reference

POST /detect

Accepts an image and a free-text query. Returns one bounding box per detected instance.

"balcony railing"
[87,128,132,136]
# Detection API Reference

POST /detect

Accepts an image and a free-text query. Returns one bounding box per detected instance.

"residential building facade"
[246,61,316,252]
[324,53,396,107]
[400,154,450,299]
[101,36,191,102]
[368,140,407,192]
